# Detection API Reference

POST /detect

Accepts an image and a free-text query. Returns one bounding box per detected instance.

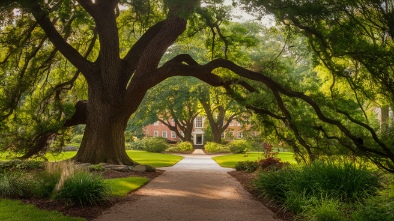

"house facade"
[143,116,247,147]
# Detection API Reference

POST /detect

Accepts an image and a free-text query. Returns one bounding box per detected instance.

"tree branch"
[29,2,94,77]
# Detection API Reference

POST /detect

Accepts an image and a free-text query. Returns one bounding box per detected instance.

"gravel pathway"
[94,150,281,221]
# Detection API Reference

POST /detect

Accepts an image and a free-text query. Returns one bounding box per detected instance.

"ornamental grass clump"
[55,171,109,206]
[0,171,40,198]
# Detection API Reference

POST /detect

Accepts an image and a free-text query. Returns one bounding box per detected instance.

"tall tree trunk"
[73,85,135,165]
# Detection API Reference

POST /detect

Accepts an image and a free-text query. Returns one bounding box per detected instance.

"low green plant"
[228,140,251,154]
[234,161,259,172]
[0,171,35,198]
[126,140,144,150]
[32,172,60,198]
[204,142,230,153]
[291,161,382,203]
[142,137,168,153]
[55,171,109,206]
[177,142,193,151]
[89,164,106,172]
[303,198,347,221]
[0,160,44,171]
[351,196,394,221]
[253,168,296,202]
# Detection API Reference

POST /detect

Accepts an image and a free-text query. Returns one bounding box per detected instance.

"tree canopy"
[1,0,394,172]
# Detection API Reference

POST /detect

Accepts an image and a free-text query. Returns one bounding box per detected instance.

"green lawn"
[105,177,149,197]
[213,152,296,168]
[1,150,183,168]
[0,199,85,221]
[126,150,183,167]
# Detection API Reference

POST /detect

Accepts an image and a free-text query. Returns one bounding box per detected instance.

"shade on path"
[94,150,281,221]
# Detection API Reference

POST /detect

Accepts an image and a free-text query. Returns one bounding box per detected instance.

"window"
[154,121,158,126]
[162,131,167,138]
[221,133,225,138]
[180,131,184,137]
[229,120,234,126]
[229,131,234,139]
[237,131,243,139]
[195,116,203,128]
[172,119,175,125]
[237,121,241,126]
[171,131,176,138]
[154,131,158,137]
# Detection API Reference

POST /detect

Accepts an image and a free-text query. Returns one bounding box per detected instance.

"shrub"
[234,161,259,172]
[177,142,193,151]
[258,157,288,171]
[204,142,230,153]
[0,171,35,198]
[32,172,60,198]
[126,140,144,150]
[0,160,44,171]
[143,137,168,153]
[55,171,109,206]
[228,140,251,154]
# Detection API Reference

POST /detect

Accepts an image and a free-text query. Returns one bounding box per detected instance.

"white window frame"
[195,116,203,128]
[154,121,158,126]
[229,131,234,139]
[237,131,243,139]
[162,131,167,138]
[153,131,159,137]
[229,120,234,126]
[237,121,241,126]
[171,131,176,138]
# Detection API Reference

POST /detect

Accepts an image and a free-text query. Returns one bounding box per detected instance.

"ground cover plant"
[252,160,387,220]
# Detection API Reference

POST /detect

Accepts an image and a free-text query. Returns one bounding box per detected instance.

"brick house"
[143,116,247,148]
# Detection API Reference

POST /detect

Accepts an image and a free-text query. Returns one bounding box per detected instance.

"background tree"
[132,76,202,142]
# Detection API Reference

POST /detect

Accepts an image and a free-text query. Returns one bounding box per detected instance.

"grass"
[1,150,183,168]
[0,199,85,221]
[213,152,296,168]
[126,150,183,167]
[104,177,149,197]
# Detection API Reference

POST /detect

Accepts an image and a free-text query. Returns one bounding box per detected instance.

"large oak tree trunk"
[73,84,135,165]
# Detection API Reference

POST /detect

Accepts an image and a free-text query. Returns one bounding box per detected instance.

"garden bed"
[21,169,164,220]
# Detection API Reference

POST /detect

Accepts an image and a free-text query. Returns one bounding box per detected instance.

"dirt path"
[94,150,281,221]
